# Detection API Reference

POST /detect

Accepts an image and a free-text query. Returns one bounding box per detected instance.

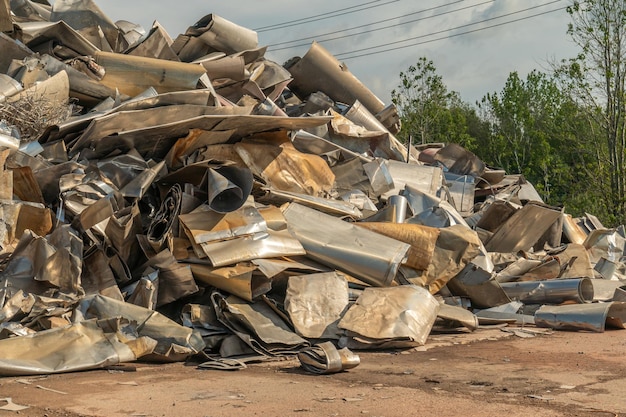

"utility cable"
[254,0,400,32]
[332,0,564,59]
[338,6,564,60]
[268,0,493,51]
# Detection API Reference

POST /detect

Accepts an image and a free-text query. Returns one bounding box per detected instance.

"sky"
[92,0,580,107]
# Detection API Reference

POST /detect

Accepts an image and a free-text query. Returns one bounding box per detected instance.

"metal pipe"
[499,278,594,304]
[535,302,626,332]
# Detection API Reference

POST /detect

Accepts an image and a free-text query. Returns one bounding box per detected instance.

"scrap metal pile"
[1,0,625,376]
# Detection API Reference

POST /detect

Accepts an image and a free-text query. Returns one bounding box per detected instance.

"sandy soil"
[1,327,625,417]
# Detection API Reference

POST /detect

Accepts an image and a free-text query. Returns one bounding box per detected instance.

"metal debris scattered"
[0,0,625,378]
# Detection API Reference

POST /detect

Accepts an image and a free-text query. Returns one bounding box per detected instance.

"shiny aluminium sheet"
[179,204,267,245]
[126,22,178,61]
[282,203,410,287]
[70,112,331,160]
[447,263,511,309]
[499,278,594,305]
[401,225,482,294]
[0,317,151,376]
[344,100,410,162]
[95,51,207,97]
[436,303,479,331]
[0,0,11,33]
[285,272,349,339]
[186,14,258,55]
[159,161,254,214]
[76,294,205,362]
[234,140,335,197]
[356,222,439,272]
[338,285,440,348]
[17,20,99,57]
[535,302,626,332]
[381,160,443,201]
[50,0,123,52]
[198,230,306,267]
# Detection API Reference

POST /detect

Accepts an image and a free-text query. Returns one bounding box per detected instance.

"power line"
[332,0,564,59]
[268,0,492,51]
[338,7,565,60]
[268,0,466,47]
[254,0,400,32]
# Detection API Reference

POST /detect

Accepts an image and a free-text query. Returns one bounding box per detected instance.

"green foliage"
[392,55,610,224]
[557,0,626,225]
[391,57,479,148]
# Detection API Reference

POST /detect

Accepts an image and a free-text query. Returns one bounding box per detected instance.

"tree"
[555,0,626,225]
[477,70,600,212]
[391,57,472,146]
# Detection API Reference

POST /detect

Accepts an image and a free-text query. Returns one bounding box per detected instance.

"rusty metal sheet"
[285,42,385,121]
[235,140,335,197]
[189,263,270,302]
[485,202,563,253]
[357,222,439,272]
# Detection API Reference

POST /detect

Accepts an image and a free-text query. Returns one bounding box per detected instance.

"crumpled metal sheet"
[2,0,625,377]
[283,203,410,287]
[297,341,360,375]
[76,294,205,362]
[50,0,123,52]
[434,143,485,178]
[182,14,258,56]
[17,20,99,57]
[285,41,402,136]
[179,203,267,245]
[285,272,349,339]
[189,262,270,302]
[0,0,11,33]
[447,263,511,309]
[357,222,439,271]
[382,160,443,201]
[147,183,182,252]
[257,188,363,220]
[138,249,199,307]
[196,229,306,267]
[235,140,335,197]
[0,317,154,376]
[95,51,207,97]
[436,303,479,331]
[338,285,440,349]
[211,292,309,356]
[403,225,482,294]
[485,202,563,253]
[584,228,626,264]
[1,225,83,297]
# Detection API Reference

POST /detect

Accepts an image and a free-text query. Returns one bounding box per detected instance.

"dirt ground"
[1,326,625,417]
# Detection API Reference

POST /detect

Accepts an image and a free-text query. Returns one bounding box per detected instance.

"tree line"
[391,0,626,227]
